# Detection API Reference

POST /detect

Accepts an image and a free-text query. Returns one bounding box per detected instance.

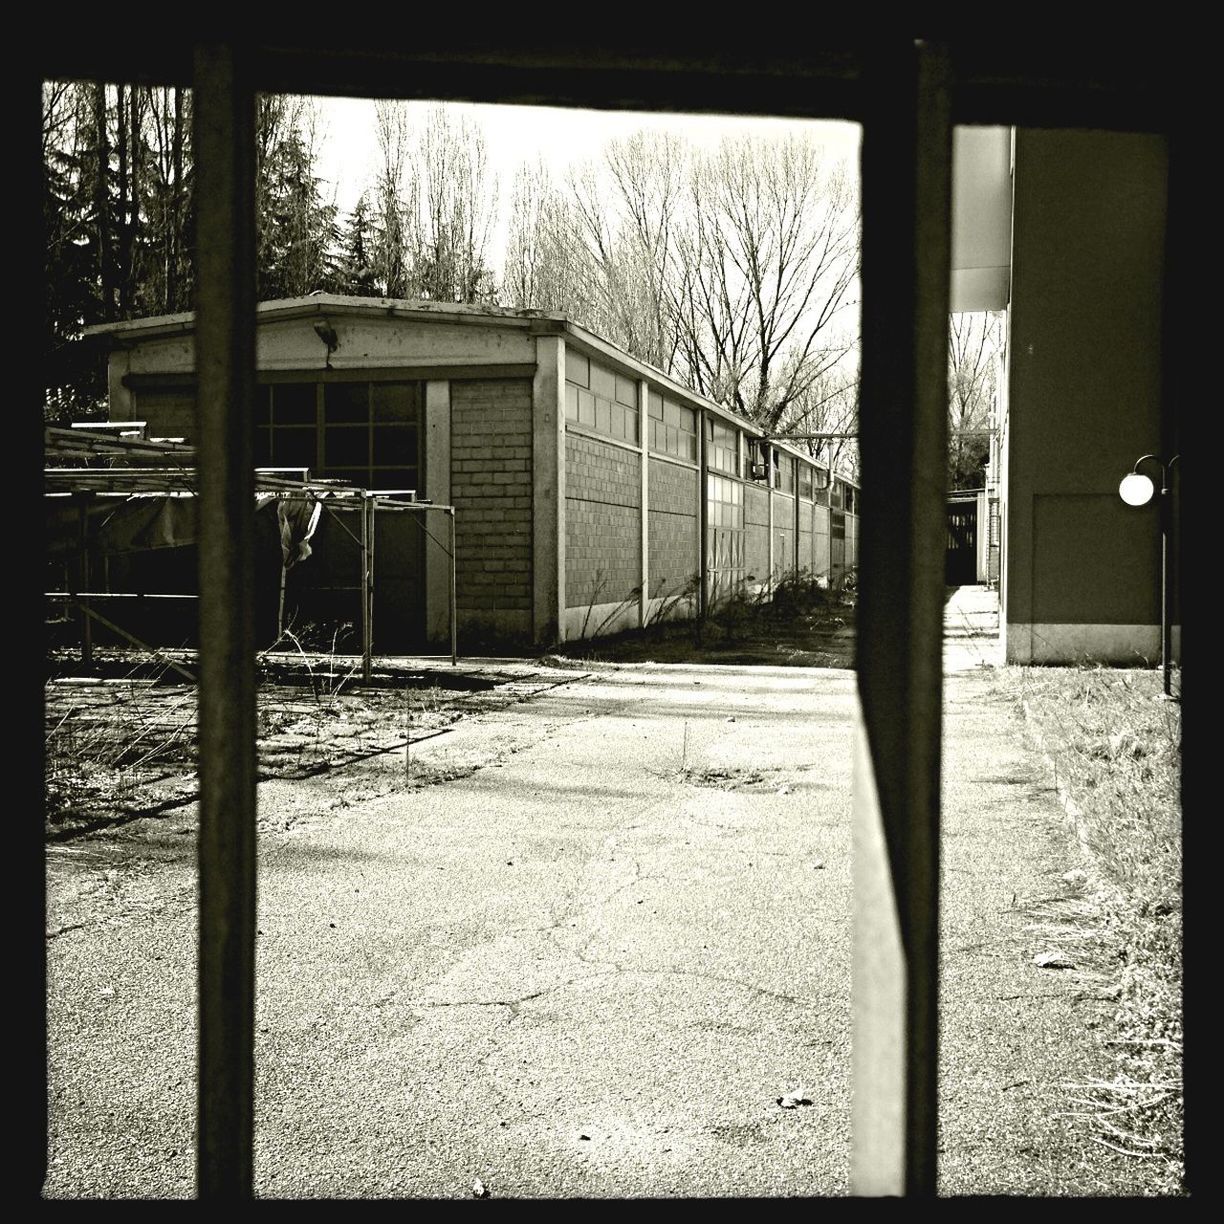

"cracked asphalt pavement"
[46,648,1116,1197]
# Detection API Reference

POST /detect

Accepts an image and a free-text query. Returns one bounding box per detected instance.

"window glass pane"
[372,382,419,423]
[324,425,368,468]
[370,468,417,491]
[615,375,637,408]
[565,382,579,420]
[578,388,596,426]
[595,397,612,435]
[274,382,317,425]
[254,429,272,466]
[590,363,616,400]
[649,391,663,419]
[271,427,316,468]
[324,382,368,423]
[567,350,590,388]
[254,385,272,428]
[372,425,418,467]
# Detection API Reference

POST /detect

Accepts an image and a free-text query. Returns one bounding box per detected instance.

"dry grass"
[552,572,856,669]
[1010,664,1182,1192]
[44,661,197,829]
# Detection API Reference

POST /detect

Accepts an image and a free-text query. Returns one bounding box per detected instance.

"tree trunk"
[170,87,184,310]
[93,83,114,321]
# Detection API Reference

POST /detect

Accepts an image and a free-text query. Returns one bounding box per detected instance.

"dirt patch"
[44,656,583,840]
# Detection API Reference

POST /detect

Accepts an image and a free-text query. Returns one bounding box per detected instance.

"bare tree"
[253,95,336,299]
[781,350,861,480]
[503,157,603,324]
[674,134,859,431]
[586,131,686,368]
[947,311,1002,489]
[144,85,191,313]
[405,105,498,303]
[372,100,411,298]
[510,127,859,441]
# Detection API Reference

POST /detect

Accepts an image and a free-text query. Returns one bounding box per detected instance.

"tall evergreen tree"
[256,120,337,300]
[332,194,379,296]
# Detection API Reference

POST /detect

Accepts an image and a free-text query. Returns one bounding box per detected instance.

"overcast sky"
[310,98,862,271]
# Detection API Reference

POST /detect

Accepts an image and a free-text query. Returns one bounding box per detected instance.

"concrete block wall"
[648,458,699,601]
[744,484,770,589]
[564,432,642,612]
[772,491,796,582]
[450,379,534,636]
[813,502,832,582]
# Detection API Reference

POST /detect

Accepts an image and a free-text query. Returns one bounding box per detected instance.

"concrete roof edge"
[81,297,856,486]
[82,295,573,342]
[561,321,853,479]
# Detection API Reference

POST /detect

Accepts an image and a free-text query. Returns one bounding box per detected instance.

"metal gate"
[945,502,977,585]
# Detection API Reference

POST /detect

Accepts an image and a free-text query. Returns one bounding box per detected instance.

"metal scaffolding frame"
[45,427,458,678]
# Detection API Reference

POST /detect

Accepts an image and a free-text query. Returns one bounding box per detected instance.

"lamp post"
[1118,453,1180,697]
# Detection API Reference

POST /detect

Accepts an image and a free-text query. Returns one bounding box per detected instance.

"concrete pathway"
[45,602,1138,1197]
[943,584,1003,673]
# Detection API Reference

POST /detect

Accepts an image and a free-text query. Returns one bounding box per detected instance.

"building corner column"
[639,379,650,627]
[423,380,451,647]
[532,335,565,645]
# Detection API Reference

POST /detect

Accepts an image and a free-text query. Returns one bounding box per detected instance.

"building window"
[706,472,745,600]
[799,464,813,501]
[706,417,740,477]
[830,478,845,510]
[254,380,422,493]
[769,449,795,492]
[647,390,697,462]
[813,465,830,506]
[565,350,639,444]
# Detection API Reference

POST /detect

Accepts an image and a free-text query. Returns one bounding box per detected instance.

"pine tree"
[257,125,337,300]
[333,194,379,296]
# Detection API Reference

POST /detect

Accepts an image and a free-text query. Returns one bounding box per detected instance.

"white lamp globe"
[1119,472,1155,506]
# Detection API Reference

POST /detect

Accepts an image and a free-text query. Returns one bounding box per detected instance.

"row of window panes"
[256,423,419,467]
[566,351,640,442]
[648,391,698,461]
[707,528,745,573]
[251,380,421,489]
[565,382,640,442]
[707,473,744,531]
[566,351,637,407]
[706,418,740,476]
[256,428,419,479]
[254,381,421,428]
[771,452,796,493]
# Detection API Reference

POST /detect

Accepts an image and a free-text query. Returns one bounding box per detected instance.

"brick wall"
[744,483,770,584]
[647,458,698,600]
[565,431,641,609]
[450,380,533,627]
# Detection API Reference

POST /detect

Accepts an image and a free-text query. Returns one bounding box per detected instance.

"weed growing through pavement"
[45,657,196,827]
